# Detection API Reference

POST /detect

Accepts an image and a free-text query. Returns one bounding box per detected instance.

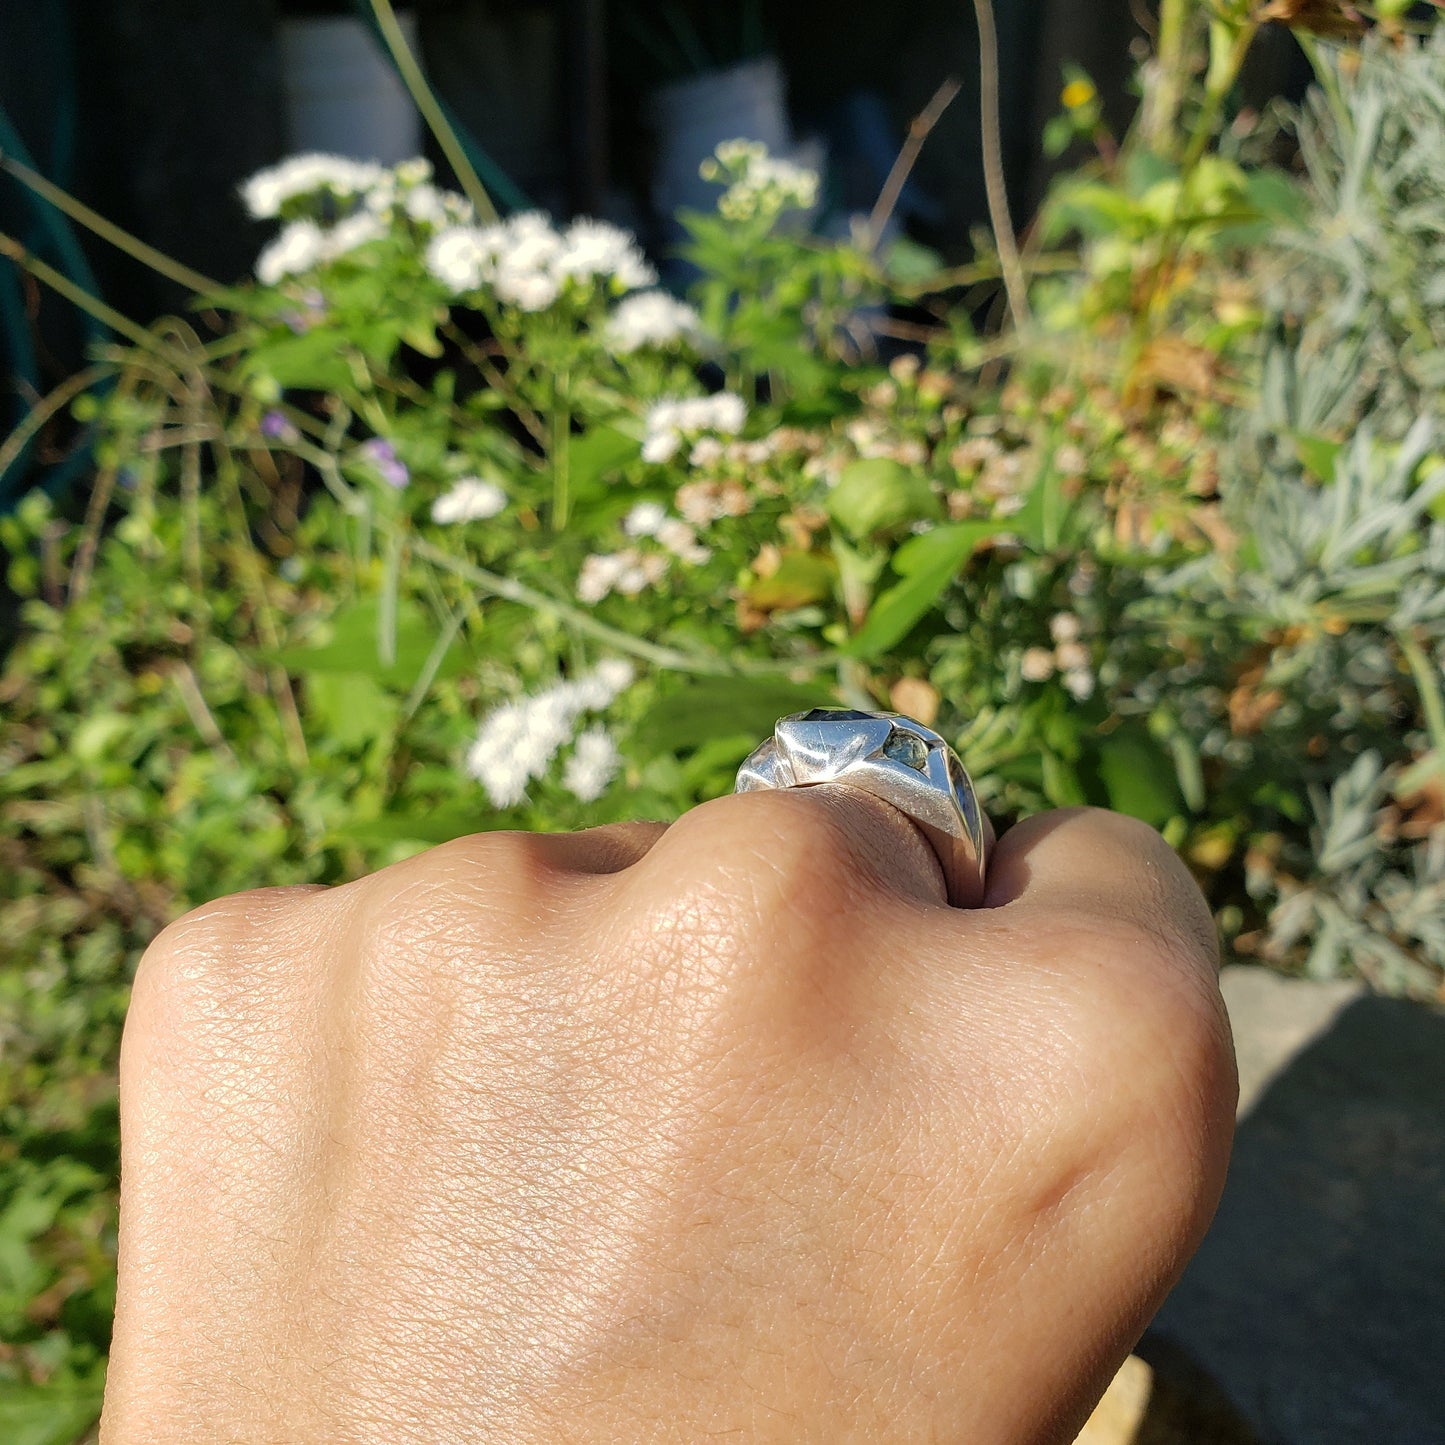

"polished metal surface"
[735,708,991,907]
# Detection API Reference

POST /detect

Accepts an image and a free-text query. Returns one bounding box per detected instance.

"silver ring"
[735,708,991,907]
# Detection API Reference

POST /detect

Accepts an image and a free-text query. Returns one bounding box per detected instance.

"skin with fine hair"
[101,794,1235,1444]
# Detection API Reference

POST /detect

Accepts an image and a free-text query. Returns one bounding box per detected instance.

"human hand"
[102,792,1234,1443]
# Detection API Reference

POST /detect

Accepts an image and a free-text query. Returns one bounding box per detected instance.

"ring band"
[735,708,991,907]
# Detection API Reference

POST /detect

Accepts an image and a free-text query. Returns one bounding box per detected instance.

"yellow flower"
[1061,77,1096,111]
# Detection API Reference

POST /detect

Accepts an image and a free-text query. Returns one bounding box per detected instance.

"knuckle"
[665,788,867,919]
[349,831,567,955]
[619,790,879,1024]
[128,887,322,1036]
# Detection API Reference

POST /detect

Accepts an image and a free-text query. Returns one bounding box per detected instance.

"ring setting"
[735,708,991,907]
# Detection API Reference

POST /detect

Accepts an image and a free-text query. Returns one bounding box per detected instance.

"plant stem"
[212,441,310,768]
[0,154,221,295]
[0,362,114,484]
[1396,628,1445,790]
[969,0,1031,329]
[1179,20,1258,173]
[865,76,961,253]
[1142,0,1193,161]
[410,536,832,679]
[552,368,572,530]
[368,0,499,224]
[0,229,158,352]
[380,525,403,669]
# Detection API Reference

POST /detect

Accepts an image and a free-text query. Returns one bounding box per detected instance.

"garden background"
[2,1,1444,1440]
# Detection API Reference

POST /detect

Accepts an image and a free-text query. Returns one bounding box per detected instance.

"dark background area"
[0,0,1313,544]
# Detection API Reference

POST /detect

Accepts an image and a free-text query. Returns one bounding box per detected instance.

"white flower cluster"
[358,159,472,230]
[624,501,711,563]
[255,212,390,285]
[1020,612,1095,700]
[575,548,668,604]
[431,476,507,525]
[246,156,474,285]
[702,140,820,223]
[425,213,656,312]
[603,291,703,354]
[464,659,633,808]
[562,726,622,804]
[241,153,388,219]
[575,499,716,605]
[674,478,752,527]
[641,393,747,464]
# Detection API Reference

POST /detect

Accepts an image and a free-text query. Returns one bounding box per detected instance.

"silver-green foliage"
[1167,30,1445,991]
[1284,27,1445,429]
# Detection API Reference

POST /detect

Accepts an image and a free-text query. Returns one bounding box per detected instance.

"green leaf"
[633,678,827,755]
[1244,168,1307,226]
[566,426,637,497]
[881,236,945,286]
[1122,149,1178,199]
[305,672,398,751]
[269,599,466,692]
[744,551,835,610]
[0,1366,107,1445]
[826,458,941,539]
[845,522,997,660]
[339,802,499,847]
[1007,453,1072,551]
[1042,749,1088,808]
[1293,432,1342,483]
[70,714,131,765]
[1041,179,1140,244]
[748,340,836,392]
[241,329,357,393]
[1094,728,1184,826]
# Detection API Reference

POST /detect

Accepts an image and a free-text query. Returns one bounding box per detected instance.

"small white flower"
[322,210,387,261]
[555,218,656,290]
[615,560,654,595]
[655,517,710,565]
[706,141,820,222]
[494,263,561,311]
[1062,668,1096,701]
[255,219,326,284]
[1054,640,1091,673]
[432,477,507,524]
[402,183,449,226]
[241,153,388,219]
[577,552,628,604]
[641,393,747,468]
[590,658,636,700]
[603,291,701,354]
[425,225,493,293]
[688,437,725,468]
[642,431,682,465]
[464,661,634,807]
[623,501,667,538]
[395,157,433,186]
[1049,612,1082,644]
[674,479,752,527]
[1021,647,1056,682]
[563,727,621,802]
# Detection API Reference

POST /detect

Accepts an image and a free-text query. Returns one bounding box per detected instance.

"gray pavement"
[1143,965,1445,1444]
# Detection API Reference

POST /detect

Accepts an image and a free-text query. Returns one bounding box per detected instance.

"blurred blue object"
[0,0,107,513]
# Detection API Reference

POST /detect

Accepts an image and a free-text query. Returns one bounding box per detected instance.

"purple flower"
[260,410,294,441]
[360,437,410,489]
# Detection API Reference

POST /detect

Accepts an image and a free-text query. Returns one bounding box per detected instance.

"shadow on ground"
[1139,988,1445,1444]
